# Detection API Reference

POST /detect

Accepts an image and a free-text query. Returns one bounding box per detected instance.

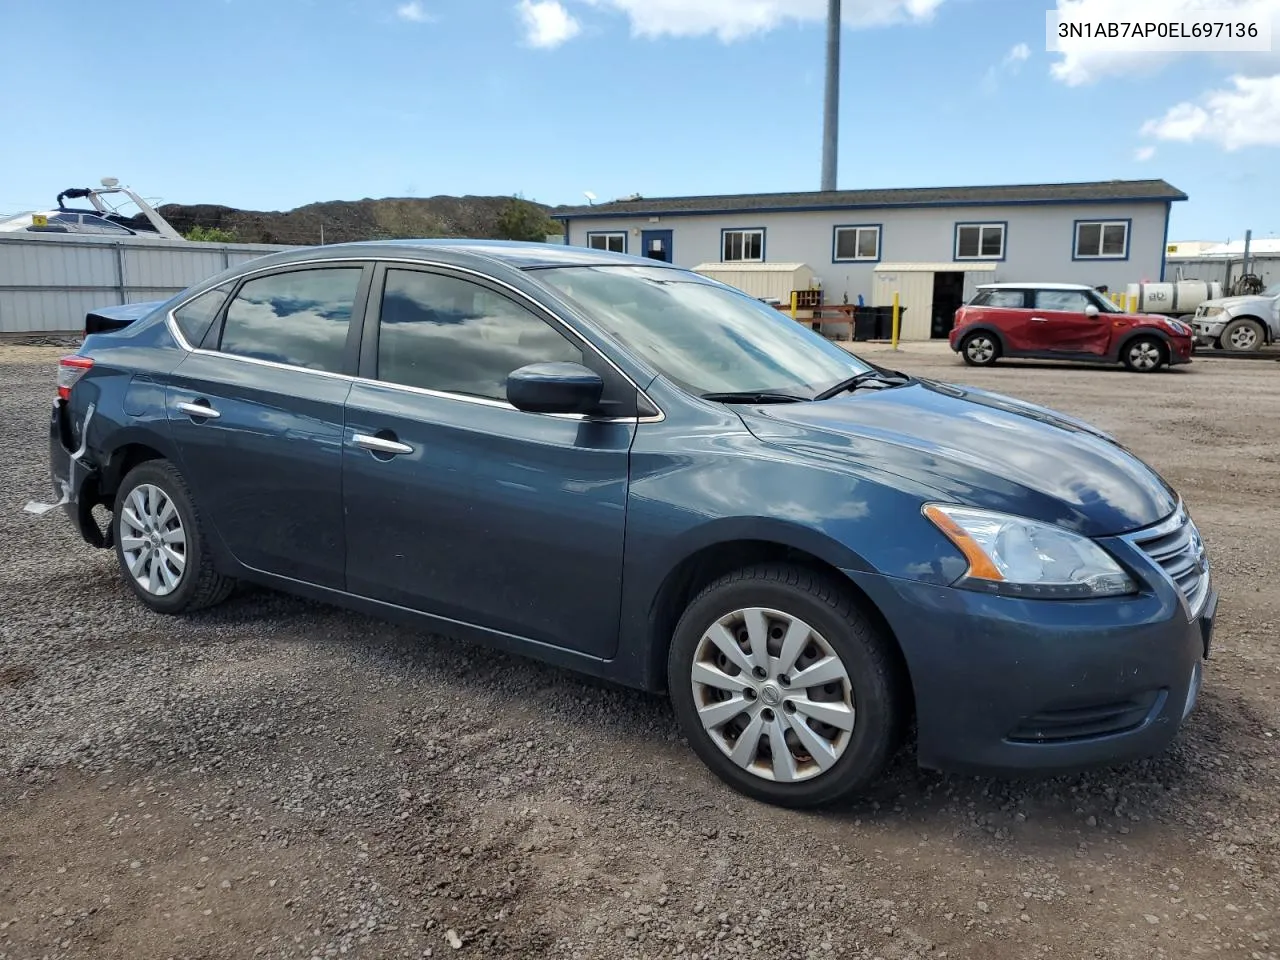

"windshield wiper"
[812,368,912,401]
[700,391,808,404]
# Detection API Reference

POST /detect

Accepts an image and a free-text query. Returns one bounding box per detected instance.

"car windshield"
[1265,283,1280,297]
[536,265,872,398]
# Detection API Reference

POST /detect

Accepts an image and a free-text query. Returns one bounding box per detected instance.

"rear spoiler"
[84,300,167,335]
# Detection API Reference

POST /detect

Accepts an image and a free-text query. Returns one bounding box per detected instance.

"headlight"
[1162,318,1190,335]
[923,504,1137,599]
[1200,306,1223,317]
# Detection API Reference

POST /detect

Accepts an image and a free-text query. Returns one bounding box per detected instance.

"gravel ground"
[2,342,1278,960]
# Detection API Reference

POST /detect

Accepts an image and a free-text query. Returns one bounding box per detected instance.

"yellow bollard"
[790,290,798,321]
[891,292,901,349]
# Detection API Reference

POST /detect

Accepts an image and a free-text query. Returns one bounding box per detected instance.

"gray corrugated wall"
[0,235,295,334]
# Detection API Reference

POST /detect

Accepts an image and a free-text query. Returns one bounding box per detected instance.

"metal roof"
[554,179,1187,220]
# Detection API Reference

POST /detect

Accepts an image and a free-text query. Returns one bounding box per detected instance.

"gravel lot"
[2,342,1278,960]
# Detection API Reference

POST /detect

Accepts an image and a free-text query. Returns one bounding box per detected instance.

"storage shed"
[692,262,814,304]
[873,262,997,340]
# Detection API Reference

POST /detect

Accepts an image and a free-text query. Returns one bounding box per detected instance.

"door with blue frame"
[640,229,673,263]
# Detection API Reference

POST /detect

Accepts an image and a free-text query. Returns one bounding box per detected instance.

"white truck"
[1189,283,1280,351]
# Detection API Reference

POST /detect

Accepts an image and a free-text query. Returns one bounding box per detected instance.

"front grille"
[1008,692,1161,743]
[1127,503,1211,618]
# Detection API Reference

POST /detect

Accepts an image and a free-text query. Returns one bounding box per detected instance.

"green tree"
[495,195,560,242]
[184,225,240,243]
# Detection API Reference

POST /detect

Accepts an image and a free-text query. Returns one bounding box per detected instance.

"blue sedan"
[47,240,1216,807]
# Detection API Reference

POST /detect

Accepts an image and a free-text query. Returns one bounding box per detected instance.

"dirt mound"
[158,195,561,246]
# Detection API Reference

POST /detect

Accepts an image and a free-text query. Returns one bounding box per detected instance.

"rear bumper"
[848,564,1215,777]
[48,400,108,547]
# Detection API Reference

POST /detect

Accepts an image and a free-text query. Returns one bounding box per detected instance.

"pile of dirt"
[157,194,561,246]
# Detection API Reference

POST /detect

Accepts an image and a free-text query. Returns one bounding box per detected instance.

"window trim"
[162,256,664,423]
[720,227,766,263]
[831,223,882,263]
[953,221,1007,262]
[1072,218,1131,261]
[586,231,628,255]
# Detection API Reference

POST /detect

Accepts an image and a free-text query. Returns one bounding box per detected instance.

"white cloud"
[518,0,582,47]
[1134,144,1157,161]
[1049,0,1280,86]
[395,1,430,23]
[982,41,1031,93]
[578,0,945,43]
[1140,73,1280,149]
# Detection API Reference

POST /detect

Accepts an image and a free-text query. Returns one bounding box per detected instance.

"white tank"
[1124,281,1223,316]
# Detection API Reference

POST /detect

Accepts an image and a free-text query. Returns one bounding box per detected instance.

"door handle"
[176,400,221,419]
[353,433,414,456]
[1030,316,1048,322]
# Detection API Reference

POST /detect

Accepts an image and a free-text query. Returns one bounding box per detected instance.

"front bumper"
[1193,319,1225,345]
[848,558,1215,776]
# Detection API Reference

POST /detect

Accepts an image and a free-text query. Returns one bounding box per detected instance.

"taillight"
[57,355,94,400]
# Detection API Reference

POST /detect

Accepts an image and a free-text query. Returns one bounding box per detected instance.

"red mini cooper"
[950,283,1194,373]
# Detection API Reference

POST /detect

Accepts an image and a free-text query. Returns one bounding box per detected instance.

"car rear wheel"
[668,564,906,808]
[113,459,235,615]
[1221,317,1265,352]
[960,332,999,366]
[1122,337,1166,373]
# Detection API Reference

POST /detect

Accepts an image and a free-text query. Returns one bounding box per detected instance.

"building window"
[1074,220,1129,259]
[587,232,626,254]
[722,228,764,262]
[833,225,881,262]
[955,222,1006,260]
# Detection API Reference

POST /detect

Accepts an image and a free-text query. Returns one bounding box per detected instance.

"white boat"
[0,177,184,240]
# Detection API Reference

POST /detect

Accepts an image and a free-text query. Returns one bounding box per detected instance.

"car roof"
[235,239,684,272]
[977,282,1096,291]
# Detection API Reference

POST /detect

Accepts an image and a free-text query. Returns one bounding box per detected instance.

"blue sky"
[1,0,1277,240]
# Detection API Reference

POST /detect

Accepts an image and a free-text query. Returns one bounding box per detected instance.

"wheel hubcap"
[119,483,187,597]
[1131,342,1160,370]
[967,337,994,362]
[1229,326,1258,349]
[690,608,855,783]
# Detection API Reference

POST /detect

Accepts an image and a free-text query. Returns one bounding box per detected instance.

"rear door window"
[218,267,363,372]
[981,290,1026,308]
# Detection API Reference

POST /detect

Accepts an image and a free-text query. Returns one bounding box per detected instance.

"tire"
[668,564,906,809]
[1221,317,1265,352]
[960,331,1000,366]
[112,459,235,614]
[1122,336,1167,373]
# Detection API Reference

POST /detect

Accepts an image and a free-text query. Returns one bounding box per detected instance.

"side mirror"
[507,361,604,415]
[1084,304,1100,318]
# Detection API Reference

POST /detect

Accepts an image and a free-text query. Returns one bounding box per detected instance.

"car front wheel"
[112,459,235,614]
[960,332,1000,366]
[668,564,906,808]
[1221,317,1265,352]
[1122,337,1167,372]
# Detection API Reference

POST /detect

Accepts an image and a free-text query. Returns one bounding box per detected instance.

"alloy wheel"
[1228,324,1259,350]
[965,335,996,364]
[1128,341,1162,371]
[690,607,855,783]
[118,483,187,596]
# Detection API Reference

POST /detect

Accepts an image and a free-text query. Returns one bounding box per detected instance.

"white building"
[554,179,1187,341]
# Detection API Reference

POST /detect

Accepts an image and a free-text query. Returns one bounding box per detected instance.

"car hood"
[1198,294,1278,312]
[737,378,1177,537]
